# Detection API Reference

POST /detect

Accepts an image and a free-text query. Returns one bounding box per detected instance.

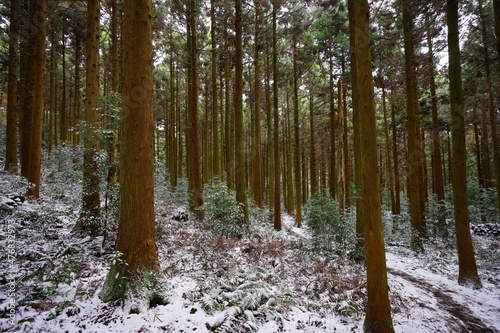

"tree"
[447,0,481,289]
[272,0,281,231]
[235,0,248,221]
[76,0,101,235]
[187,0,203,213]
[100,0,160,304]
[402,0,425,251]
[350,0,394,331]
[4,0,19,173]
[22,0,47,198]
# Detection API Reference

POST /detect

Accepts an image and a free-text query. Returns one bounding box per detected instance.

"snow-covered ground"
[1,192,499,333]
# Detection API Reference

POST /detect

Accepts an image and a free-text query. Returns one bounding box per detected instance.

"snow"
[0,194,499,333]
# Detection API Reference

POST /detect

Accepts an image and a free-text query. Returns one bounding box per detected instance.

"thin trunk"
[293,36,302,226]
[427,26,445,212]
[492,0,500,217]
[329,57,337,201]
[402,0,424,251]
[309,89,317,196]
[272,3,281,230]
[253,0,263,208]
[235,0,247,220]
[382,85,395,213]
[187,0,203,212]
[211,0,220,180]
[392,105,401,215]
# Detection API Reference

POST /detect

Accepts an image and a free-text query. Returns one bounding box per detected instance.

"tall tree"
[235,0,248,220]
[402,0,424,251]
[292,33,302,227]
[77,0,101,234]
[22,0,47,198]
[187,0,203,213]
[252,0,264,209]
[4,0,19,173]
[272,1,281,230]
[350,0,394,331]
[427,18,445,220]
[100,0,160,303]
[447,0,481,289]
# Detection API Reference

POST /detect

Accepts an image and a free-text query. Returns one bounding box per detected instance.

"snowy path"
[386,252,500,333]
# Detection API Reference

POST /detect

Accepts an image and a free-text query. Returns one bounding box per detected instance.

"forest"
[0,0,499,332]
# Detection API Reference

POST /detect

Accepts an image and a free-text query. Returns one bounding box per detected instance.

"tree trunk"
[329,56,337,201]
[235,0,248,221]
[100,0,159,303]
[447,0,481,289]
[402,0,424,251]
[272,2,281,230]
[492,0,500,217]
[293,36,302,227]
[187,0,203,213]
[427,25,445,217]
[4,0,19,173]
[211,0,220,180]
[24,0,46,198]
[348,0,364,255]
[309,88,317,196]
[78,0,101,234]
[350,0,394,331]
[252,0,263,208]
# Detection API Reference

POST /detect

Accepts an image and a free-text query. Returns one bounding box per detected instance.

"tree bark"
[272,2,281,230]
[4,0,19,173]
[447,0,481,289]
[100,0,159,303]
[350,0,394,331]
[235,0,248,221]
[24,0,46,198]
[78,0,101,234]
[187,0,203,213]
[402,0,424,251]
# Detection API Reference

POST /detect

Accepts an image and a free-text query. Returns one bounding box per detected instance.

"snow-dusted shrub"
[467,181,499,224]
[304,191,355,255]
[201,180,246,240]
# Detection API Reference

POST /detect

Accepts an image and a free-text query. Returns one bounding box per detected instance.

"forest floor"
[0,165,499,332]
[0,196,498,333]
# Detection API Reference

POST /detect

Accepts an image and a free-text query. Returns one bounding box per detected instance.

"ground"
[0,190,498,333]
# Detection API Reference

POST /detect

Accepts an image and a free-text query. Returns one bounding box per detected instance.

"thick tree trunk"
[100,0,159,303]
[447,0,481,289]
[5,0,19,173]
[24,0,46,198]
[350,0,394,331]
[78,0,101,234]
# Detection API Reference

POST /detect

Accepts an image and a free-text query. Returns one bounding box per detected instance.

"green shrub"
[304,191,354,254]
[200,180,246,239]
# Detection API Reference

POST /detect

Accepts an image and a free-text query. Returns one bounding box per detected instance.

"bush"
[201,180,246,240]
[304,191,354,254]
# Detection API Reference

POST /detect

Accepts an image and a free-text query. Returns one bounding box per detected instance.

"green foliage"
[201,180,246,240]
[467,181,499,224]
[304,191,354,254]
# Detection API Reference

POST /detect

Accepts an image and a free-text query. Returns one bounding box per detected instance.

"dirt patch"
[388,268,498,333]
